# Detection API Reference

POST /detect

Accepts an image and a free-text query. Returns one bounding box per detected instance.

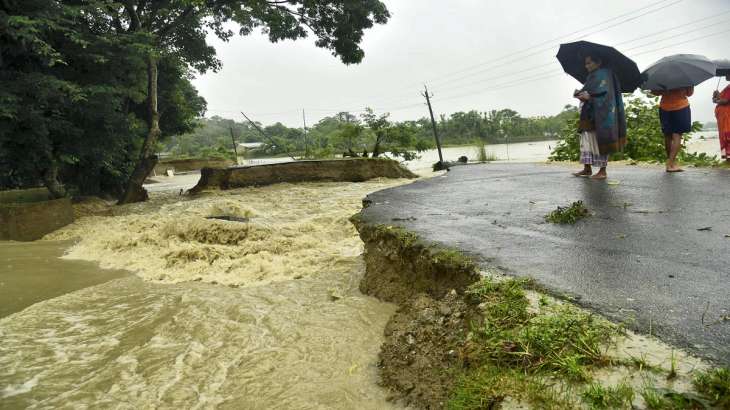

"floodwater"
[0,180,411,409]
[238,131,723,170]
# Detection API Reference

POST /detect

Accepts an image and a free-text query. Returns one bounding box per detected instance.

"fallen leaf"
[607,180,620,185]
[697,227,712,231]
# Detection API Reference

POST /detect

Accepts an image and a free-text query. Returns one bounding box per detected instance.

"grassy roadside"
[353,221,730,409]
[448,275,730,409]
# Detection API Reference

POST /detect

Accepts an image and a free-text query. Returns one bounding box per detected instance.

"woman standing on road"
[651,87,694,172]
[713,75,730,162]
[572,54,627,180]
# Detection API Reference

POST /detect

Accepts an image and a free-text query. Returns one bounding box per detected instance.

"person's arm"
[686,86,694,97]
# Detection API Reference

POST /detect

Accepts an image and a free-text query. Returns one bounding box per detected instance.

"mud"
[190,158,417,193]
[378,291,477,409]
[351,222,480,305]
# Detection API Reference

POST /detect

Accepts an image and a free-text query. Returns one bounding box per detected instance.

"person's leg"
[664,134,672,160]
[590,154,608,179]
[666,133,684,172]
[574,132,593,176]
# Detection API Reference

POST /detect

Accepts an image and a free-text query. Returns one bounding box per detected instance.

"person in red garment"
[713,75,730,162]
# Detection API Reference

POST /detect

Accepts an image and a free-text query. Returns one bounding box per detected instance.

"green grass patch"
[582,382,634,409]
[641,387,712,409]
[450,278,620,408]
[448,365,577,410]
[693,368,730,408]
[545,201,590,224]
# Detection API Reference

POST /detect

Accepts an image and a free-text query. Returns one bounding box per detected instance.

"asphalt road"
[360,163,730,364]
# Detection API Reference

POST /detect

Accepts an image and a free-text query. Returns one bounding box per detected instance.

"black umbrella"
[556,41,642,93]
[714,59,730,76]
[641,54,716,91]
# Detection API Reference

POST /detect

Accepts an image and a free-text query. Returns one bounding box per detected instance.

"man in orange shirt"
[651,87,694,172]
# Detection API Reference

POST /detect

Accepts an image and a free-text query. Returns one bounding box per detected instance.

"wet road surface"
[360,163,730,364]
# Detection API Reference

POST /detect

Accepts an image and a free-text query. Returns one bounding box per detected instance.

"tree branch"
[123,1,141,31]
[156,5,196,40]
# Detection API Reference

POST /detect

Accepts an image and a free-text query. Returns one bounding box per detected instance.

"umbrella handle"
[718,77,722,91]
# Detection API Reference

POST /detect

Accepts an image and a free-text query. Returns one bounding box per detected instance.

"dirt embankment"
[350,218,482,408]
[190,158,418,193]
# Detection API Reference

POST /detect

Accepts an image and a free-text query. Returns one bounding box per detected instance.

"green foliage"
[466,279,532,327]
[474,139,489,162]
[582,382,635,409]
[451,277,619,408]
[693,368,730,408]
[447,365,577,410]
[439,105,578,146]
[641,387,712,410]
[548,112,581,161]
[549,95,711,165]
[466,279,616,378]
[0,0,207,197]
[545,201,590,224]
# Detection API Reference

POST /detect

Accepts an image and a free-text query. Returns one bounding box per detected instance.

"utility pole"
[229,126,239,165]
[302,109,309,159]
[240,111,297,161]
[421,84,444,168]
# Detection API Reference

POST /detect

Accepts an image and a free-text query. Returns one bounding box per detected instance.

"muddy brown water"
[0,245,399,409]
[0,179,411,409]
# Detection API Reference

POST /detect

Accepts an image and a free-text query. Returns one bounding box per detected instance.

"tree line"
[0,0,390,202]
[166,105,580,161]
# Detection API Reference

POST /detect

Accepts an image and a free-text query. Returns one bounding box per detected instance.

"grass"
[447,365,578,410]
[693,368,730,408]
[641,386,711,409]
[545,200,590,224]
[449,277,620,408]
[582,382,635,409]
[474,139,498,162]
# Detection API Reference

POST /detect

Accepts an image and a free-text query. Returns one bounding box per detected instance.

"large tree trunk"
[41,162,67,199]
[118,54,161,204]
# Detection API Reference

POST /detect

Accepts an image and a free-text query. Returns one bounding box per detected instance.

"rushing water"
[0,181,407,409]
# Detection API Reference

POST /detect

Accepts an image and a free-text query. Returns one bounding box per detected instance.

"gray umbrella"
[641,54,716,91]
[714,59,730,76]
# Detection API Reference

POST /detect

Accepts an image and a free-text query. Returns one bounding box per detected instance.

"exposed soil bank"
[189,158,417,193]
[0,188,74,241]
[351,218,726,409]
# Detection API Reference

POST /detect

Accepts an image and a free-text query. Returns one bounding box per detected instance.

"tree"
[0,0,208,197]
[105,0,390,203]
[361,107,390,157]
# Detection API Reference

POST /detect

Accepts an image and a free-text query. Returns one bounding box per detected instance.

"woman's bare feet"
[666,163,684,172]
[591,168,607,180]
[573,166,592,177]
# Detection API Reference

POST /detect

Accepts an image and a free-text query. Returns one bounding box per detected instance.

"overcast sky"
[192,0,730,127]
